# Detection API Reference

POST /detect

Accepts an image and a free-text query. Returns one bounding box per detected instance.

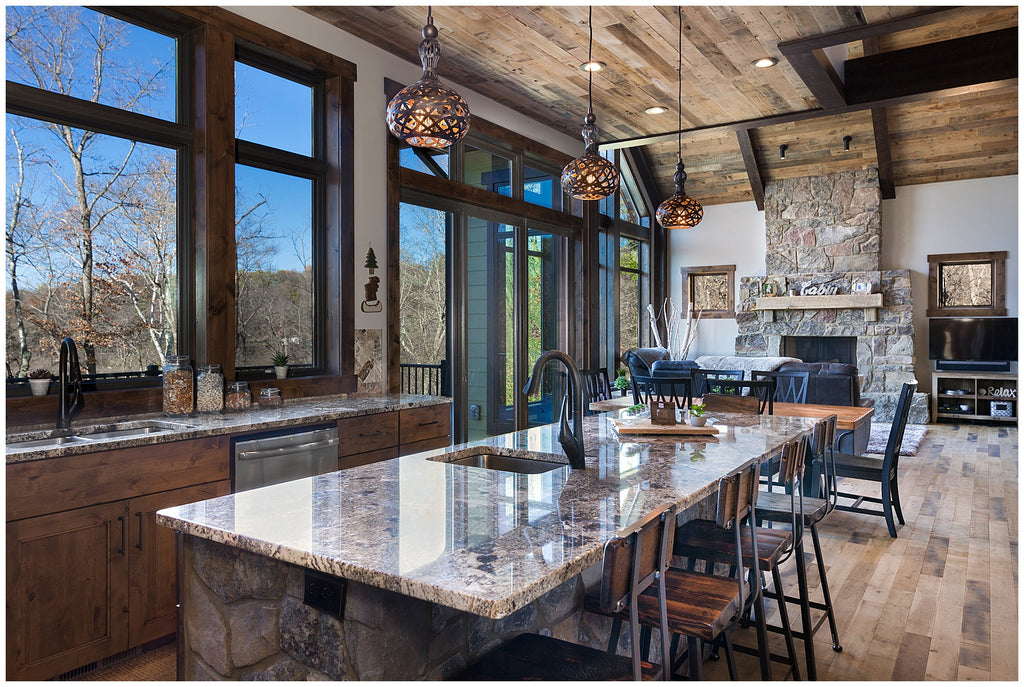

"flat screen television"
[928,317,1018,364]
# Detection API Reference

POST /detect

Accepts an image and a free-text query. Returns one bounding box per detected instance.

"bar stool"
[755,415,843,680]
[583,464,773,680]
[672,440,807,679]
[457,506,674,681]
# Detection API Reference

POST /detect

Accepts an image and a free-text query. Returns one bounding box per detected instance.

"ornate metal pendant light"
[386,6,470,149]
[561,6,619,201]
[656,7,703,229]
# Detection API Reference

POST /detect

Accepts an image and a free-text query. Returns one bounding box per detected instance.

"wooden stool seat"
[455,633,660,681]
[674,518,793,570]
[757,490,828,524]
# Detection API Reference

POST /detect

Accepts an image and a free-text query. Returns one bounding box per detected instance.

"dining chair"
[752,370,810,404]
[755,417,843,679]
[691,369,744,397]
[631,374,693,410]
[701,378,776,415]
[459,506,674,681]
[580,367,612,415]
[831,381,917,537]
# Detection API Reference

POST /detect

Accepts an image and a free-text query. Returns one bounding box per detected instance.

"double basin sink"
[7,420,197,450]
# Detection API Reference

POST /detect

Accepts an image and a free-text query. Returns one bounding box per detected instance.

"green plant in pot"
[27,368,53,396]
[271,353,290,380]
[613,369,630,394]
[689,402,707,427]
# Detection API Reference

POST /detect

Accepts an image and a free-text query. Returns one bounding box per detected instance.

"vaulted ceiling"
[302,5,1017,208]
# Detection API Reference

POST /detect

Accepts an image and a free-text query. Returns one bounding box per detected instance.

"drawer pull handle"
[117,515,127,555]
[135,512,144,551]
[418,420,439,427]
[360,430,382,437]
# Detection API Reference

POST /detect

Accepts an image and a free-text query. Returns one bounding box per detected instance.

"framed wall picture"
[681,264,735,319]
[926,251,1007,317]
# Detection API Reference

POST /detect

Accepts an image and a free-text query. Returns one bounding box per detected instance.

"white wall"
[882,175,1019,392]
[225,6,581,330]
[666,201,766,358]
[666,174,1019,392]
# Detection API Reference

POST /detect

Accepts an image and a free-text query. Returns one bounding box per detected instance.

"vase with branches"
[647,298,701,360]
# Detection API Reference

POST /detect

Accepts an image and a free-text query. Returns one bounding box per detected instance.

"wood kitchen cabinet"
[7,501,130,681]
[336,403,451,469]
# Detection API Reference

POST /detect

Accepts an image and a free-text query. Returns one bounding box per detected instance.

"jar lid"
[199,363,221,373]
[167,354,189,364]
[259,388,281,398]
[228,381,249,390]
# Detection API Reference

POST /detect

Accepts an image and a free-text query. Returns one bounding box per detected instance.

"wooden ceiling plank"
[735,129,766,210]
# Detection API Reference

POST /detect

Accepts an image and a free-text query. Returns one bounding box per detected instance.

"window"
[618,237,648,356]
[682,265,736,319]
[6,7,185,379]
[233,57,323,372]
[464,144,511,196]
[927,251,1007,317]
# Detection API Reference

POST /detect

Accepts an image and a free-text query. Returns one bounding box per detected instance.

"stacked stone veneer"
[736,168,927,422]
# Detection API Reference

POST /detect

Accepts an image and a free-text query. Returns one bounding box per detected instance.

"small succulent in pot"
[271,353,290,380]
[613,370,630,392]
[688,402,707,427]
[27,368,53,396]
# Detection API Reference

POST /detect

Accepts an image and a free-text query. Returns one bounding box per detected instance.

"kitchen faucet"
[57,337,84,429]
[523,350,585,469]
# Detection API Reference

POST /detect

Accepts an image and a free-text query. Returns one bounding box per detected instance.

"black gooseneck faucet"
[523,350,585,469]
[57,337,84,430]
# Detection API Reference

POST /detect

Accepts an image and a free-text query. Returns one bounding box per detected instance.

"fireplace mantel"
[754,293,883,321]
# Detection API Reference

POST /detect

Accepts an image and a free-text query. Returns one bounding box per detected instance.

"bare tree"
[6,130,37,376]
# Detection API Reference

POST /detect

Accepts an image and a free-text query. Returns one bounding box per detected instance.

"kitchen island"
[158,411,815,680]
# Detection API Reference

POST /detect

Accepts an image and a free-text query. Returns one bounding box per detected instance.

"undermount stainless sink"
[446,453,566,474]
[6,435,92,449]
[7,420,197,450]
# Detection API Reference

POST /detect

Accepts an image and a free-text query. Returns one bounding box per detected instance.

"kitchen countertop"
[157,411,815,619]
[5,394,448,464]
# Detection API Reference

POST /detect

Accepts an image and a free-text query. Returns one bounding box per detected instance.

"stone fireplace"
[736,168,927,422]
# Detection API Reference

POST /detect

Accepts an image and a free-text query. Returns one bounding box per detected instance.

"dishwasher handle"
[236,437,339,462]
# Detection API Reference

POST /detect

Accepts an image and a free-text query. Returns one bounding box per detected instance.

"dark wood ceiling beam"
[844,28,1017,105]
[735,130,765,211]
[601,78,1016,151]
[784,47,847,109]
[871,109,895,199]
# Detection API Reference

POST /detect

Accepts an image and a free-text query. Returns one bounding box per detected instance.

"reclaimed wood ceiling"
[302,5,1018,207]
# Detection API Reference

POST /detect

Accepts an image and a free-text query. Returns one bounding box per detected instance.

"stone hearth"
[735,169,928,423]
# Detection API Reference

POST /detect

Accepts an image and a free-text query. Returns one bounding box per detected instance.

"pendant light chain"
[676,5,682,159]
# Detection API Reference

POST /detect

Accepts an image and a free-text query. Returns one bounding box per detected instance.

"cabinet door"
[7,501,130,681]
[127,481,231,646]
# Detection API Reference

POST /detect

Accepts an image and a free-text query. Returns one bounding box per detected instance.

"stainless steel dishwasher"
[232,424,339,492]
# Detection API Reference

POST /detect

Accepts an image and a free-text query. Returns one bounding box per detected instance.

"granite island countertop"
[157,411,815,619]
[6,394,448,464]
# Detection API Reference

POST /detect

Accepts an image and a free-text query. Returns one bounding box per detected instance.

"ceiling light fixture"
[561,6,619,201]
[579,60,606,72]
[753,57,779,68]
[385,6,470,148]
[779,144,788,160]
[656,6,703,230]
[645,106,668,115]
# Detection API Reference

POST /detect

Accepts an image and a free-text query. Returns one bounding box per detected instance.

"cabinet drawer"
[337,411,398,457]
[338,446,399,471]
[400,435,451,457]
[400,404,451,444]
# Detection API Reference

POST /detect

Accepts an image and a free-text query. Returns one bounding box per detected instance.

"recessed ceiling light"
[753,57,778,68]
[579,60,606,72]
[645,106,667,115]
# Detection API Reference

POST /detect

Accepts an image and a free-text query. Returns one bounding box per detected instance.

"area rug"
[866,423,928,456]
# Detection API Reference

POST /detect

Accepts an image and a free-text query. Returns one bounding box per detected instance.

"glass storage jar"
[225,381,251,412]
[196,364,224,413]
[163,355,193,417]
[258,387,283,407]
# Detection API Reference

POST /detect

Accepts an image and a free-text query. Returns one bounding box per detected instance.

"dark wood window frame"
[926,250,1008,317]
[7,6,357,425]
[681,264,737,319]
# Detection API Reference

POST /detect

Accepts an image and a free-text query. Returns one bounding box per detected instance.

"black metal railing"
[400,360,450,396]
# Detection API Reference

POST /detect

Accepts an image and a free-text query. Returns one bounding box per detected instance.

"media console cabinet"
[932,370,1017,423]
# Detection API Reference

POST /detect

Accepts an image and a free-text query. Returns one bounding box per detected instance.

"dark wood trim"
[844,28,1017,106]
[386,125,402,394]
[784,47,846,109]
[926,251,1008,318]
[172,6,357,82]
[871,108,896,200]
[471,117,574,167]
[235,139,328,178]
[681,264,736,320]
[326,74,356,383]
[735,130,765,211]
[6,82,192,147]
[399,167,585,232]
[580,202,602,368]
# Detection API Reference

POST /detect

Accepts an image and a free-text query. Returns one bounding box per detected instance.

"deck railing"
[400,360,450,396]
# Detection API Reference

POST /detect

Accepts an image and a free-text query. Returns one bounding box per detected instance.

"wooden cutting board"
[610,418,720,436]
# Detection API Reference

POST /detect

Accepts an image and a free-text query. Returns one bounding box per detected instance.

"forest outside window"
[926,251,1007,317]
[682,265,736,319]
[5,7,185,382]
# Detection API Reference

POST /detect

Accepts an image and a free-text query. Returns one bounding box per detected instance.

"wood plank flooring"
[702,422,1018,680]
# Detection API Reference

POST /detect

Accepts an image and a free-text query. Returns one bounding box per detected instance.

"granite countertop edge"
[6,394,449,464]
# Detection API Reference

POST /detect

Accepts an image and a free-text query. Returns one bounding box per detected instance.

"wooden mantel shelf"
[754,293,883,321]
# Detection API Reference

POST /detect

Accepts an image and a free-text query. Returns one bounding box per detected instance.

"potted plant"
[688,402,707,427]
[613,369,630,396]
[27,368,53,396]
[271,353,290,380]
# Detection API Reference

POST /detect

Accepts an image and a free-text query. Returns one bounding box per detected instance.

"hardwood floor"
[703,422,1018,681]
